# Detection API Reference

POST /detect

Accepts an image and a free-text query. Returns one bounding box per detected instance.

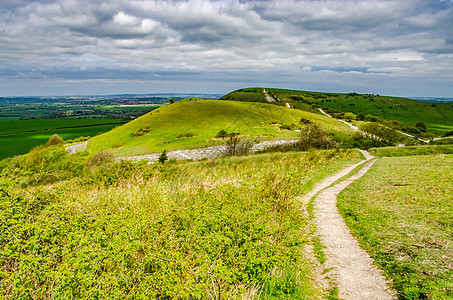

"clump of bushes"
[175,133,196,139]
[130,127,152,137]
[216,129,239,138]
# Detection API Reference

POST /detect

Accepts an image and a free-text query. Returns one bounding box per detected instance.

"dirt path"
[310,150,396,299]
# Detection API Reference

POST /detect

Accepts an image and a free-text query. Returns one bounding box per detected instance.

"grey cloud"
[0,0,452,96]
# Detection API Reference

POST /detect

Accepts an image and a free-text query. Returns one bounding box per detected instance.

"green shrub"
[297,124,337,151]
[46,134,64,146]
[223,136,254,156]
[130,127,152,137]
[86,150,115,168]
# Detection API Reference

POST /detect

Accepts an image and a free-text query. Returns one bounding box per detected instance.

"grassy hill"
[221,88,453,135]
[88,98,355,156]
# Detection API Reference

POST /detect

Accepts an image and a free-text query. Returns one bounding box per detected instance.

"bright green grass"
[0,148,362,298]
[0,119,125,159]
[0,118,125,135]
[337,155,453,299]
[369,145,453,157]
[219,88,453,135]
[88,99,355,156]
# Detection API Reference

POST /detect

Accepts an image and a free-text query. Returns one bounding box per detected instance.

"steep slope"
[88,98,354,156]
[221,88,453,135]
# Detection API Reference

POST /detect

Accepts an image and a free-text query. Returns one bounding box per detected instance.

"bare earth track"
[308,150,396,299]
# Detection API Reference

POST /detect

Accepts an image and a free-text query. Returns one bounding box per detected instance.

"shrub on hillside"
[223,136,254,156]
[415,121,427,132]
[86,150,115,168]
[46,134,64,146]
[130,127,152,137]
[296,124,337,151]
[359,123,403,146]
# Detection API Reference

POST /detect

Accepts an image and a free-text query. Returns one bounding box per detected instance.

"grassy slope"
[221,88,453,135]
[337,152,453,299]
[88,98,354,156]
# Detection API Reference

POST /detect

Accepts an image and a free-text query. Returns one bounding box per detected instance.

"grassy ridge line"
[221,87,453,135]
[88,99,355,156]
[337,154,453,299]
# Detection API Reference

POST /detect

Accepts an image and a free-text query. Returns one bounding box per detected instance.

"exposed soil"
[311,150,396,299]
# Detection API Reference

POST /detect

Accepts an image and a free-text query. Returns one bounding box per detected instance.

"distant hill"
[87,98,355,156]
[220,88,453,135]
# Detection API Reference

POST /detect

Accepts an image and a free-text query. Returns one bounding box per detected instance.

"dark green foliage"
[130,127,152,137]
[175,133,195,139]
[279,124,292,130]
[158,150,168,164]
[415,121,427,132]
[445,130,453,137]
[216,129,239,138]
[360,123,403,146]
[300,117,311,124]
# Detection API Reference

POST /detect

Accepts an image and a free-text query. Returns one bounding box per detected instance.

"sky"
[0,0,452,97]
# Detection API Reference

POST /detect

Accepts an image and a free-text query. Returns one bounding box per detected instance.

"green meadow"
[0,119,126,159]
[337,148,453,299]
[88,98,355,156]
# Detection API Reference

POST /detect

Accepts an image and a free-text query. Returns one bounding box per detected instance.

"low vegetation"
[0,136,362,298]
[337,152,453,299]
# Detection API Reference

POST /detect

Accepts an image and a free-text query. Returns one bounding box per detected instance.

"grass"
[88,98,355,156]
[0,146,362,299]
[369,144,453,157]
[220,88,453,135]
[0,119,126,159]
[337,154,453,299]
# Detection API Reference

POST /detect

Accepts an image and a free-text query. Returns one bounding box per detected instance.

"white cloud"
[0,0,452,96]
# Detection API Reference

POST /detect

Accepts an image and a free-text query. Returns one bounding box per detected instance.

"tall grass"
[0,148,361,298]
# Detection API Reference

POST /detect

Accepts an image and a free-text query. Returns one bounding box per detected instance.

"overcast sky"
[1,0,452,97]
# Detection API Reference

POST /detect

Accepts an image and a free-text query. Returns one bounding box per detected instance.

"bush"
[86,150,115,168]
[130,127,152,137]
[444,130,453,137]
[223,136,254,156]
[158,150,168,164]
[299,118,311,124]
[297,124,337,151]
[359,123,403,146]
[415,121,427,132]
[46,134,64,146]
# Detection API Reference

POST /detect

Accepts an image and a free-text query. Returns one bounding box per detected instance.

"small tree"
[169,98,175,104]
[158,150,168,163]
[297,124,337,151]
[415,121,427,132]
[46,134,64,146]
[344,112,356,122]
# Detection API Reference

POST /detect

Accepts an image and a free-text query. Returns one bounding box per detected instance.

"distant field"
[88,98,355,156]
[337,154,453,299]
[0,119,126,159]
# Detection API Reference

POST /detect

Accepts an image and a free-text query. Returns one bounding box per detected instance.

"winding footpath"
[308,150,396,299]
